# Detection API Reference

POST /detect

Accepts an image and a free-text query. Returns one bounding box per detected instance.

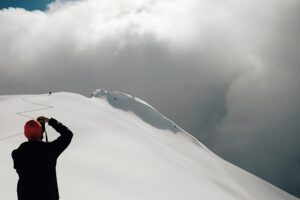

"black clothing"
[12,118,73,200]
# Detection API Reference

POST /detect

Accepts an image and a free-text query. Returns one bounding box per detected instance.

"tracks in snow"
[0,94,53,142]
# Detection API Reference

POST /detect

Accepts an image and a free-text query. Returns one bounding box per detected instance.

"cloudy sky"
[0,0,299,197]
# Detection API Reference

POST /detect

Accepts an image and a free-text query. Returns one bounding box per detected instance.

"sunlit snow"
[0,91,297,200]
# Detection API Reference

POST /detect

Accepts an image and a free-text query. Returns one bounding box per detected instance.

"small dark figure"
[49,91,52,95]
[12,116,73,200]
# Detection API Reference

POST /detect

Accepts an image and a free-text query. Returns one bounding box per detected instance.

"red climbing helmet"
[24,120,43,140]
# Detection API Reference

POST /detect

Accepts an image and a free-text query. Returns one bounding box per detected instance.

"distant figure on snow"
[49,91,52,95]
[12,116,73,200]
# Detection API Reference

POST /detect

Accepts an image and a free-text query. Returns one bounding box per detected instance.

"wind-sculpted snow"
[93,89,208,149]
[93,89,180,133]
[0,91,298,200]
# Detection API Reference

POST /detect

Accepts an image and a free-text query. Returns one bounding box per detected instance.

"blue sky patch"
[0,0,55,11]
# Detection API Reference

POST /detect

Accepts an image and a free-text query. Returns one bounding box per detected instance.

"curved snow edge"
[92,89,210,151]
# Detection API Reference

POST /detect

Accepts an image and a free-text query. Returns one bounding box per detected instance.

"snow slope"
[0,90,298,200]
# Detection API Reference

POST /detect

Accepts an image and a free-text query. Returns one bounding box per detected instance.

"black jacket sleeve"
[48,118,73,157]
[11,150,18,170]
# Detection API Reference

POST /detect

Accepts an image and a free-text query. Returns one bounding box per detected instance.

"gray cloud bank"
[0,0,299,197]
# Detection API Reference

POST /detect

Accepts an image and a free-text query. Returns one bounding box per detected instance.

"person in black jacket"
[12,116,73,200]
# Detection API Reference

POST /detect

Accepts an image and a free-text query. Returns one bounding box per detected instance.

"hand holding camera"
[37,116,49,124]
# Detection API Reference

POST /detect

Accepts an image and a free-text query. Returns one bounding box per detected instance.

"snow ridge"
[92,89,207,149]
[0,91,298,200]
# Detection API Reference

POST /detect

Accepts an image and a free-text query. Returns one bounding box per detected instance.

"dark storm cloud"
[214,2,300,196]
[0,0,299,197]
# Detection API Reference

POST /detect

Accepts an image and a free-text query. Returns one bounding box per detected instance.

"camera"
[37,117,46,133]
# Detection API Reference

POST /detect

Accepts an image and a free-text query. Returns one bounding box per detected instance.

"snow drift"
[0,90,298,200]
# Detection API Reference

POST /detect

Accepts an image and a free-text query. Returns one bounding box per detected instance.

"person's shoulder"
[13,141,28,150]
[11,142,26,157]
[16,141,46,151]
[11,149,17,157]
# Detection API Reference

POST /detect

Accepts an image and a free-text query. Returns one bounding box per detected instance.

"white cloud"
[0,0,300,196]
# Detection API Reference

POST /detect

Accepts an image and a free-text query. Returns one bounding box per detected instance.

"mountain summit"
[0,91,298,200]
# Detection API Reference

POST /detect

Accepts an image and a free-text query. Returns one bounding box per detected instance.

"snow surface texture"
[0,91,298,200]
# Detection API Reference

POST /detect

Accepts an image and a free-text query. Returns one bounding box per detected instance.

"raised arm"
[48,118,73,156]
